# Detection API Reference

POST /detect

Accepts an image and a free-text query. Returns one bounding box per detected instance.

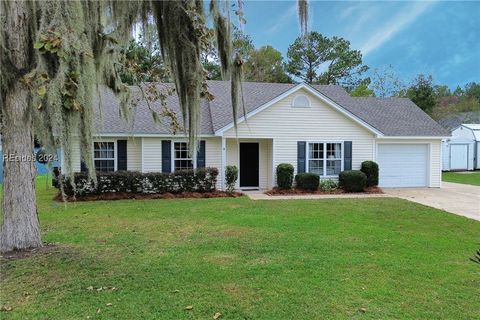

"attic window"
[292,95,310,108]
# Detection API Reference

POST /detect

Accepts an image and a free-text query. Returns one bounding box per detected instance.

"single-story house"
[63,81,449,189]
[442,124,480,171]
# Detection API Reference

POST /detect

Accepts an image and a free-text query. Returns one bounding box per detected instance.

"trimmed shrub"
[225,165,238,193]
[295,173,320,191]
[60,167,219,196]
[319,179,338,192]
[361,161,379,187]
[339,170,367,192]
[276,163,294,189]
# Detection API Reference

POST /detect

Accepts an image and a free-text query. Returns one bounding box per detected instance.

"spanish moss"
[298,0,308,35]
[151,1,210,157]
[210,0,232,79]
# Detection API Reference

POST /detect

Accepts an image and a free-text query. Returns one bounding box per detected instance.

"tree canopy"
[286,31,368,86]
[244,45,292,83]
[406,75,436,113]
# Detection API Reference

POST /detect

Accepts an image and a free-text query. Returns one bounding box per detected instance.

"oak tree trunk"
[0,1,42,252]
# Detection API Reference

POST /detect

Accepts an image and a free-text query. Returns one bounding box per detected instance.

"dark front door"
[240,143,259,188]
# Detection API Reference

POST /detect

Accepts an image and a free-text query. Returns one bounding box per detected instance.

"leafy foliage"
[26,1,142,183]
[470,249,480,264]
[339,170,367,192]
[370,65,406,97]
[360,161,379,187]
[295,173,319,191]
[276,163,294,190]
[319,179,338,192]
[225,165,238,193]
[120,38,168,85]
[406,75,436,113]
[286,31,368,86]
[350,83,375,97]
[244,46,292,83]
[60,168,219,196]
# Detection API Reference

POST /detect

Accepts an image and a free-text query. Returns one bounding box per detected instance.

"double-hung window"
[174,142,193,171]
[93,142,115,172]
[308,143,324,176]
[326,143,342,175]
[307,142,343,176]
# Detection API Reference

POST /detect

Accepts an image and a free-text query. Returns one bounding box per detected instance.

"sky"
[237,0,480,89]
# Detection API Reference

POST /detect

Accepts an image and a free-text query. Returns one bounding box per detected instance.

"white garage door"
[378,144,429,187]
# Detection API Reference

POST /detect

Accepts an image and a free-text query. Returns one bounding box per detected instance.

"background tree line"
[122,26,478,123]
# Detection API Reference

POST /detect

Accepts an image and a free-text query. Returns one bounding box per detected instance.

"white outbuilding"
[442,124,480,171]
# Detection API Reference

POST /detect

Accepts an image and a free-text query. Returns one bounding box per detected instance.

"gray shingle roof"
[438,111,480,130]
[94,81,448,137]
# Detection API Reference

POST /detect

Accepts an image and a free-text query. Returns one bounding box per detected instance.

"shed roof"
[461,124,480,140]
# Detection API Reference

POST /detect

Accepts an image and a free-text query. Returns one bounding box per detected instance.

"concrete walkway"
[244,182,480,222]
[383,182,480,221]
[245,190,389,200]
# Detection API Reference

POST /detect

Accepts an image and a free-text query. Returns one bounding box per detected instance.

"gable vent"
[292,94,310,108]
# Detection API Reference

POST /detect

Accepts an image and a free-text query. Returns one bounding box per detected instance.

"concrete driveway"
[384,182,480,221]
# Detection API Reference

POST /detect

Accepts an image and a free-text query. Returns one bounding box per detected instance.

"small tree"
[407,75,436,114]
[276,163,294,189]
[225,165,238,193]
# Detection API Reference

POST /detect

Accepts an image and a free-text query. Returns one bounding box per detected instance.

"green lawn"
[1,177,479,319]
[443,171,480,186]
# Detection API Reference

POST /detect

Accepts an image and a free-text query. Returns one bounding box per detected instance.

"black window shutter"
[80,160,88,173]
[297,141,306,173]
[197,140,206,168]
[344,141,352,170]
[162,140,171,173]
[117,140,127,171]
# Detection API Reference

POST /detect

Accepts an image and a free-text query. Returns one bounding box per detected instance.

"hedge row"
[59,168,219,196]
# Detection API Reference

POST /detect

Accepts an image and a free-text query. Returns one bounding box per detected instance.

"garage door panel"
[378,144,428,188]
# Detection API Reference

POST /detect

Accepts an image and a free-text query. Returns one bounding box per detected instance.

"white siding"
[142,138,162,172]
[205,137,223,189]
[376,139,442,188]
[223,88,376,175]
[69,137,82,172]
[127,138,142,171]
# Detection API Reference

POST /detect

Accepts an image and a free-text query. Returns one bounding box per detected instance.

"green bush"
[361,161,379,187]
[339,170,367,192]
[225,165,238,193]
[276,163,294,189]
[295,173,320,191]
[60,168,219,196]
[319,179,338,192]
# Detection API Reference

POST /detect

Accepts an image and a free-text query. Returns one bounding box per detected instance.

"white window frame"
[306,141,344,177]
[93,141,117,172]
[172,141,196,172]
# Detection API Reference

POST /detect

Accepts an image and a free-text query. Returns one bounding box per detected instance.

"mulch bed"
[54,191,244,202]
[265,186,383,196]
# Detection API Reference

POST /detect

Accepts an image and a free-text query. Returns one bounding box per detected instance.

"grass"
[442,171,480,186]
[1,177,479,319]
